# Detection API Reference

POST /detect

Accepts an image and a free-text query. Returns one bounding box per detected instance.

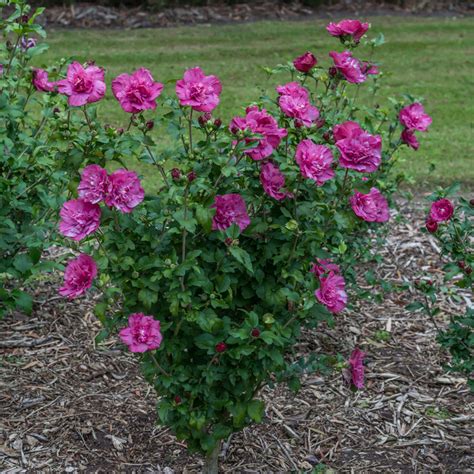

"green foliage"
[409,190,473,389]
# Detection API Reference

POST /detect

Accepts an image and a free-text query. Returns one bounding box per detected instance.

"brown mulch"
[1,197,473,473]
[37,1,474,30]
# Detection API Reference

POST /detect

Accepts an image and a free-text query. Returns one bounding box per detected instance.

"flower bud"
[323,131,331,142]
[251,328,260,338]
[214,118,222,128]
[466,267,472,275]
[20,15,29,24]
[198,112,212,127]
[215,342,227,353]
[187,171,197,183]
[224,237,233,246]
[174,395,182,404]
[132,271,139,279]
[458,261,466,269]
[53,107,60,115]
[117,127,124,135]
[171,168,181,180]
[146,120,154,131]
[315,118,325,129]
[425,218,438,233]
[470,199,474,207]
[329,67,338,77]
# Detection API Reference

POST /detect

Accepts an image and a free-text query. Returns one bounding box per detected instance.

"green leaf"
[13,254,34,274]
[13,291,33,315]
[405,301,424,312]
[228,246,253,273]
[247,399,265,423]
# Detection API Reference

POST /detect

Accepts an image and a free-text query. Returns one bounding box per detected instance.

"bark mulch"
[37,1,473,30]
[1,197,473,473]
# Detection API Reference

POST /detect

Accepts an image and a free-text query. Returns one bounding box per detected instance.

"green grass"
[40,17,474,185]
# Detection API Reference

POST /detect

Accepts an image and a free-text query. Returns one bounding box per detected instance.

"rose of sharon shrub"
[47,13,434,470]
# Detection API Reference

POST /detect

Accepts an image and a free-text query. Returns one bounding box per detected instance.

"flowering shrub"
[5,1,436,467]
[410,187,473,390]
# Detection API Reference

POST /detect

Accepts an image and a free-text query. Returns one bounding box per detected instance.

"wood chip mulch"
[37,1,474,30]
[1,196,473,473]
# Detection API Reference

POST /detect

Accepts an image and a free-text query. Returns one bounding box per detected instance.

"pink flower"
[349,347,365,389]
[277,82,319,127]
[350,188,390,223]
[78,164,109,204]
[326,19,369,43]
[229,106,287,161]
[400,128,419,150]
[57,61,106,107]
[310,258,341,278]
[293,51,317,73]
[295,139,334,185]
[175,67,222,112]
[59,254,97,299]
[119,313,163,353]
[329,51,366,84]
[112,68,163,114]
[105,169,145,213]
[362,62,379,75]
[260,161,292,201]
[32,68,55,92]
[315,272,347,314]
[59,199,101,241]
[211,194,250,232]
[429,198,454,223]
[399,103,432,132]
[334,121,381,173]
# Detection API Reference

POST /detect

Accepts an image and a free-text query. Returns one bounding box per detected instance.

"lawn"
[40,16,474,186]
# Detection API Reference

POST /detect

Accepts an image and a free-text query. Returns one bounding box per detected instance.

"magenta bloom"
[350,188,390,223]
[399,103,432,132]
[362,62,379,76]
[310,258,341,278]
[211,194,250,232]
[277,82,319,127]
[326,19,369,43]
[429,198,454,223]
[400,129,419,150]
[229,106,287,161]
[57,61,106,107]
[78,164,109,204]
[260,161,292,201]
[119,313,163,353]
[349,347,365,389]
[295,139,334,185]
[329,51,366,84]
[293,51,317,73]
[425,217,438,233]
[59,254,97,299]
[334,121,381,173]
[112,68,163,114]
[105,169,144,213]
[175,67,222,112]
[32,68,55,92]
[315,272,347,314]
[59,199,101,241]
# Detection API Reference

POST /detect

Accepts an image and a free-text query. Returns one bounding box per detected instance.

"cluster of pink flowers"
[59,165,144,241]
[350,188,390,223]
[312,258,348,314]
[211,194,250,232]
[229,106,287,161]
[399,103,432,150]
[334,121,382,173]
[425,198,454,233]
[276,82,319,127]
[119,313,163,353]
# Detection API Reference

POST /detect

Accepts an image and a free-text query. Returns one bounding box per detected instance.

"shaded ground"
[1,198,473,472]
[38,1,473,29]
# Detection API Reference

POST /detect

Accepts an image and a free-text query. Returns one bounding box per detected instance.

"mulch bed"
[1,196,473,472]
[36,1,474,29]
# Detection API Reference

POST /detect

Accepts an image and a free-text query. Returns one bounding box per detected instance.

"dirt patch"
[1,197,473,472]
